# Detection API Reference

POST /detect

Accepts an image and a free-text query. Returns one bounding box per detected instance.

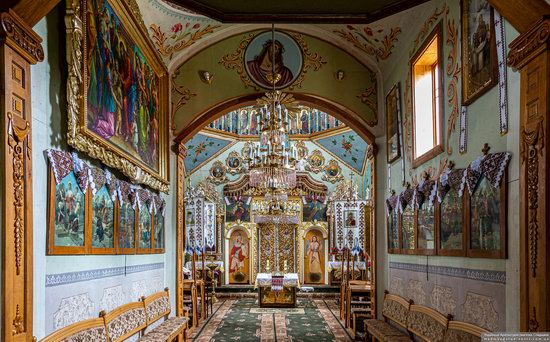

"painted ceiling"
[314,130,369,173]
[206,105,344,137]
[183,133,234,173]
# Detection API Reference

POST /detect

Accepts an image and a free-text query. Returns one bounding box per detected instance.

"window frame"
[410,22,444,168]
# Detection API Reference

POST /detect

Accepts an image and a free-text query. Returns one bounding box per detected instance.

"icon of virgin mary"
[247,39,294,88]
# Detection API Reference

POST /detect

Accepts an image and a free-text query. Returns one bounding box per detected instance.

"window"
[411,24,443,167]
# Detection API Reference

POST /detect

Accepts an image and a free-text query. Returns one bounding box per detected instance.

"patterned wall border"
[45,262,165,287]
[389,262,506,284]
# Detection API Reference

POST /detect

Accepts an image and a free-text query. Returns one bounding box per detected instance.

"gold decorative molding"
[0,10,44,64]
[306,149,325,173]
[287,32,326,90]
[508,19,550,70]
[322,160,344,184]
[150,22,221,59]
[219,31,326,91]
[446,17,461,155]
[333,25,401,61]
[409,3,448,57]
[521,119,544,278]
[171,71,197,135]
[219,33,258,90]
[207,160,229,185]
[403,73,413,162]
[65,0,169,193]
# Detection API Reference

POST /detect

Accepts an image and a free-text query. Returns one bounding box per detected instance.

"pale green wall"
[375,0,520,330]
[31,8,177,338]
[172,30,378,133]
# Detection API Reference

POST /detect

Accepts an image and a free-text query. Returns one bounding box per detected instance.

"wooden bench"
[101,301,147,342]
[444,321,489,342]
[364,290,412,341]
[138,288,188,341]
[407,304,451,342]
[40,317,108,342]
[41,288,186,342]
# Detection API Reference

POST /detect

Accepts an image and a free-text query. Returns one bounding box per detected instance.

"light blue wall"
[375,0,520,331]
[31,8,177,339]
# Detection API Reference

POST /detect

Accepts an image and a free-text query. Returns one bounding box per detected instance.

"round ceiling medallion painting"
[244,30,303,90]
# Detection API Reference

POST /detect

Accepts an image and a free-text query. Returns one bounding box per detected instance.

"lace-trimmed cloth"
[47,149,74,183]
[271,275,284,292]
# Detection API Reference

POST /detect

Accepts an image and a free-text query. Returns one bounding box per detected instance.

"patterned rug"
[188,299,353,341]
[249,308,305,314]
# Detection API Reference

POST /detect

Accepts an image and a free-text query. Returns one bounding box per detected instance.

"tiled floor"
[187,299,353,341]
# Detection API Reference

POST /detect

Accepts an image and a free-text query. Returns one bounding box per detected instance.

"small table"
[254,273,300,308]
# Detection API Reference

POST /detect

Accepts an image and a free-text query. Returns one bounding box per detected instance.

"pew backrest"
[444,321,489,342]
[101,301,147,342]
[40,317,107,342]
[381,292,411,329]
[407,304,450,342]
[142,288,172,325]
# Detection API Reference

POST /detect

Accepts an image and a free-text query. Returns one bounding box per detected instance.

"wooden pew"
[40,317,107,342]
[138,288,188,341]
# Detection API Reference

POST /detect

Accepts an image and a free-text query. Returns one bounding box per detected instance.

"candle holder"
[206,262,219,304]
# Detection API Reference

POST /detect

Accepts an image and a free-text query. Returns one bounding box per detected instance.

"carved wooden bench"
[364,290,412,341]
[101,301,148,342]
[137,288,188,341]
[407,304,451,342]
[40,317,108,342]
[443,321,489,342]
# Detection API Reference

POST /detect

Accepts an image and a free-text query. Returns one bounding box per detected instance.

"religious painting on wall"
[344,209,358,229]
[469,176,505,258]
[225,196,250,222]
[387,211,399,253]
[244,30,304,89]
[306,149,325,173]
[119,200,136,252]
[48,170,86,254]
[304,229,324,284]
[228,229,249,284]
[302,196,327,222]
[417,203,436,253]
[66,0,169,192]
[439,188,464,254]
[386,83,401,163]
[461,0,498,105]
[138,206,152,251]
[154,208,165,250]
[91,185,115,252]
[400,207,415,251]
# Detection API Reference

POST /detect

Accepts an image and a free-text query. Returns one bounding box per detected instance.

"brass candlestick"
[206,262,219,304]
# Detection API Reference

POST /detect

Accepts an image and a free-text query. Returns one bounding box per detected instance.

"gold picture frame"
[65,0,169,192]
[460,0,498,105]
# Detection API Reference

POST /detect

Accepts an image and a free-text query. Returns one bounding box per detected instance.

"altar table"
[254,273,300,308]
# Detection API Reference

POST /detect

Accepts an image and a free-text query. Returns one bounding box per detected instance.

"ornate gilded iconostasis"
[181,124,375,286]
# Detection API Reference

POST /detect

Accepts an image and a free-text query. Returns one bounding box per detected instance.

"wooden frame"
[415,202,437,256]
[461,0,498,105]
[410,22,444,168]
[88,185,117,255]
[65,0,169,192]
[40,317,107,342]
[386,83,402,164]
[47,167,89,255]
[137,206,154,254]
[399,206,416,254]
[466,173,507,259]
[437,188,467,257]
[447,320,489,338]
[387,210,400,254]
[407,304,450,341]
[117,199,138,254]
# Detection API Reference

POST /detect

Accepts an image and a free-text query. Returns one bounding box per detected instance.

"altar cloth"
[254,273,300,289]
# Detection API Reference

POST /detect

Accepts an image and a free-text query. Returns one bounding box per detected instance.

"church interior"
[0,0,549,340]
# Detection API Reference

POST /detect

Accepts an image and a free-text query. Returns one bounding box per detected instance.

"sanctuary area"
[0,0,547,341]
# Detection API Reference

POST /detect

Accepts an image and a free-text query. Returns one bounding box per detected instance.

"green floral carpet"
[189,299,353,341]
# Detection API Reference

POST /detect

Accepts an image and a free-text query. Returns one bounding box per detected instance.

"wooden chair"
[444,321,489,342]
[40,317,107,342]
[138,288,188,341]
[101,301,147,342]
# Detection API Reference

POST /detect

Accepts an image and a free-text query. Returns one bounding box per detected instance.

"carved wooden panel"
[509,18,550,332]
[175,143,186,316]
[0,9,43,342]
